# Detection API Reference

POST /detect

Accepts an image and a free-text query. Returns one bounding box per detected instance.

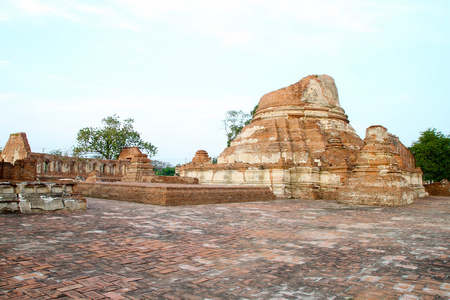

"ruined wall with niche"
[0,133,189,185]
[31,152,128,181]
[180,75,428,206]
[0,132,131,182]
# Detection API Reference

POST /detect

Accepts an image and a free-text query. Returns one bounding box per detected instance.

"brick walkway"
[1,196,449,299]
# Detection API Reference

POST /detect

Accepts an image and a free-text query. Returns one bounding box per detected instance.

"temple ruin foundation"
[180,75,428,206]
[0,132,276,207]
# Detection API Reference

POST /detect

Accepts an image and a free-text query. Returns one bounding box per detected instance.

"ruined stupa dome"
[217,74,363,165]
[253,74,348,123]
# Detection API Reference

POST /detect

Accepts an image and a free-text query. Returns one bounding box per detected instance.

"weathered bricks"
[425,179,450,196]
[2,196,448,298]
[75,181,276,206]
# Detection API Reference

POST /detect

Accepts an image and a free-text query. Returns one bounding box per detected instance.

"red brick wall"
[424,182,450,196]
[0,159,36,181]
[0,161,14,180]
[12,158,37,181]
[75,182,276,206]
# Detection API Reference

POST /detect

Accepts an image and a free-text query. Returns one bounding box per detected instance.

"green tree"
[410,128,450,181]
[48,149,63,156]
[246,104,259,125]
[152,160,175,176]
[223,110,250,147]
[73,115,157,160]
[223,104,258,147]
[48,149,74,156]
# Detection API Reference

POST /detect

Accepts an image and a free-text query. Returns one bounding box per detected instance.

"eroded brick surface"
[1,196,448,299]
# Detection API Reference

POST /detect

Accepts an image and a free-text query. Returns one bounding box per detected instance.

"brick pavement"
[0,196,449,299]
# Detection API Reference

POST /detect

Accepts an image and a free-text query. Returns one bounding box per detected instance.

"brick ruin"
[0,132,197,184]
[0,132,275,207]
[180,75,428,206]
[424,179,450,197]
[0,132,136,213]
[0,75,429,207]
[0,133,90,213]
[0,132,130,182]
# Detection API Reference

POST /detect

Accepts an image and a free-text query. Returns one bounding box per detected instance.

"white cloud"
[0,92,20,99]
[14,0,49,14]
[7,0,439,48]
[12,0,80,21]
[45,74,125,93]
[107,0,435,49]
[65,2,111,16]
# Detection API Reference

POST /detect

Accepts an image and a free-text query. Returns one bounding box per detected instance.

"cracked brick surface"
[1,196,449,299]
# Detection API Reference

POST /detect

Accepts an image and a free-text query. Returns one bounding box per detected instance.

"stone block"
[0,193,17,202]
[0,182,86,213]
[29,197,65,211]
[63,198,87,211]
[18,200,32,213]
[0,202,19,212]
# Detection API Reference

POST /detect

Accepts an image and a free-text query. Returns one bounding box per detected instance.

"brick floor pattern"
[0,196,449,299]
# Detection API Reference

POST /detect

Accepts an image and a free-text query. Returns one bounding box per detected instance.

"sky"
[1,0,449,166]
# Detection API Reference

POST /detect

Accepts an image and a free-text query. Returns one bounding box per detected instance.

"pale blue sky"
[1,0,449,165]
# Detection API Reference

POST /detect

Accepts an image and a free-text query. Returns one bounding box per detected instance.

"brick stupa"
[180,75,427,205]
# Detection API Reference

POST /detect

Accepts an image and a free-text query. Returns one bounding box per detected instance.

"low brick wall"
[75,182,276,206]
[424,181,450,196]
[148,176,199,185]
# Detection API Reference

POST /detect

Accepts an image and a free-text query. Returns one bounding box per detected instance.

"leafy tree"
[157,167,175,176]
[152,160,175,176]
[48,149,73,157]
[48,149,63,156]
[410,128,450,181]
[223,110,250,147]
[73,115,157,160]
[223,104,258,147]
[246,104,259,125]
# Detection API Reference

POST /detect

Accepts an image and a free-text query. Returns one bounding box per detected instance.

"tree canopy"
[223,104,258,147]
[410,128,450,182]
[152,160,175,176]
[73,115,157,160]
[223,110,250,147]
